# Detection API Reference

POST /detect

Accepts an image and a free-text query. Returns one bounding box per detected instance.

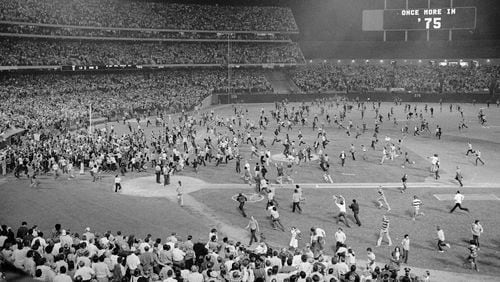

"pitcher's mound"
[121,175,206,198]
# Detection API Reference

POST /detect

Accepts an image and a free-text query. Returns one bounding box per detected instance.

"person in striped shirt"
[412,195,425,221]
[376,215,393,247]
[467,240,479,271]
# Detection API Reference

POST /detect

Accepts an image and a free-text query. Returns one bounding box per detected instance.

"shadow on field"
[434,256,462,268]
[481,252,500,261]
[405,210,413,218]
[488,238,500,248]
[425,205,447,214]
[410,241,434,251]
[32,186,57,190]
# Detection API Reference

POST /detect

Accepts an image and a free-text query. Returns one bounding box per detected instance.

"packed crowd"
[0,24,292,41]
[289,63,500,93]
[0,38,304,66]
[0,69,272,136]
[0,221,431,282]
[0,0,298,32]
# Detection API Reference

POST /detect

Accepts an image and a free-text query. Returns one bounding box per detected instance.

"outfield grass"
[0,175,212,242]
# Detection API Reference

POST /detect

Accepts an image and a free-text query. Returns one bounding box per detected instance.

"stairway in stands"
[265,70,302,94]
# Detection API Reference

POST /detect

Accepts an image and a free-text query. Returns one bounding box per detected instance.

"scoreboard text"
[362,7,476,31]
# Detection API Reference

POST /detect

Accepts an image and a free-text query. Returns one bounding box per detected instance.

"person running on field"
[377,187,391,211]
[474,150,485,166]
[401,152,413,168]
[236,193,248,217]
[292,189,303,213]
[114,175,122,192]
[289,227,302,250]
[465,142,474,156]
[437,226,451,252]
[348,199,361,226]
[376,215,393,247]
[467,240,479,271]
[411,195,424,221]
[333,195,351,228]
[400,174,408,193]
[450,190,470,213]
[454,166,464,187]
[339,151,346,167]
[270,206,285,231]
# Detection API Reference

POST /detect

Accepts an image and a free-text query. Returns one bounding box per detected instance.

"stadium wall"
[217,92,500,104]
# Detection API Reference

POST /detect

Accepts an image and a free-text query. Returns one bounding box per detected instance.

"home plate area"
[433,194,500,201]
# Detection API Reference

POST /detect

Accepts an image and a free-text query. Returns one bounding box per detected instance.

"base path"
[121,175,498,282]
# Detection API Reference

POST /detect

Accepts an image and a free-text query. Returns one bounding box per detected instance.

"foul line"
[433,194,500,201]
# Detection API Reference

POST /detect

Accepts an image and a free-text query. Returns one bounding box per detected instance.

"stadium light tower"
[227,33,231,104]
[89,103,92,136]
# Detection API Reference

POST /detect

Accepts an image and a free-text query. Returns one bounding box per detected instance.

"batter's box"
[433,194,500,201]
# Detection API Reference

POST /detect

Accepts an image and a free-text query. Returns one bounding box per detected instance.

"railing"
[0,32,292,43]
[0,63,303,72]
[0,21,299,35]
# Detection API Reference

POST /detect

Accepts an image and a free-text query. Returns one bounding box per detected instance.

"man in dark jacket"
[16,221,29,239]
[349,199,361,226]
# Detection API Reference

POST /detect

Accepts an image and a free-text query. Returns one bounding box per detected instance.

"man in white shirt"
[333,195,351,228]
[334,228,346,251]
[335,257,349,278]
[54,266,72,282]
[83,227,95,242]
[114,175,122,192]
[450,191,469,213]
[471,220,484,248]
[270,207,285,231]
[269,251,283,269]
[59,230,73,248]
[366,248,376,271]
[310,227,326,251]
[475,150,485,166]
[126,249,141,272]
[255,242,268,255]
[187,266,204,282]
[436,226,451,252]
[292,189,302,213]
[172,243,186,268]
[74,261,95,281]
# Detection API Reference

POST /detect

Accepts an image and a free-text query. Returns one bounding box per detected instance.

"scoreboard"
[362,7,476,31]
